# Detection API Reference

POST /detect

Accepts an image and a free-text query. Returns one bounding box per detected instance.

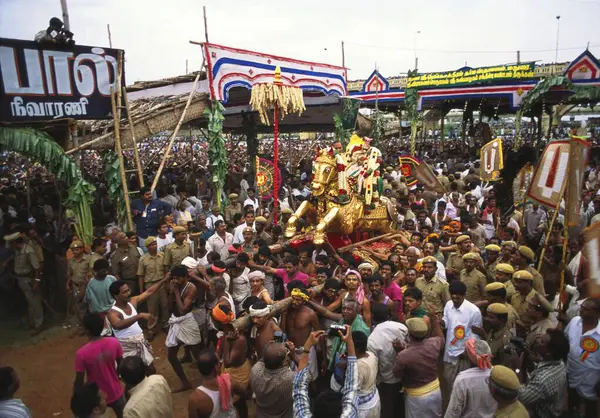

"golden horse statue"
[284,147,397,245]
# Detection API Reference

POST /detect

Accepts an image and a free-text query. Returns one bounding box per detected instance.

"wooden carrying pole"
[65,131,113,154]
[122,86,145,187]
[537,196,563,271]
[111,52,134,231]
[150,69,202,192]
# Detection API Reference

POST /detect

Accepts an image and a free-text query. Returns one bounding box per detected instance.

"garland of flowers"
[0,127,95,245]
[204,101,228,210]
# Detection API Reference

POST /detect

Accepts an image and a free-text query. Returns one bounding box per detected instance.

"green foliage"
[405,69,422,156]
[0,127,95,244]
[204,101,228,210]
[334,98,360,147]
[102,150,128,229]
[334,114,351,147]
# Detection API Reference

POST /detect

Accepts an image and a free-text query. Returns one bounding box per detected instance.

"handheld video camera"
[327,324,347,338]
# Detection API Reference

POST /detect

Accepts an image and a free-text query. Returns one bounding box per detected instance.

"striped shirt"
[0,399,32,418]
[518,360,567,418]
[293,355,359,418]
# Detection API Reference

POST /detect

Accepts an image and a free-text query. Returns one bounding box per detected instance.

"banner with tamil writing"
[0,37,124,121]
[566,136,591,227]
[584,222,600,295]
[480,138,504,181]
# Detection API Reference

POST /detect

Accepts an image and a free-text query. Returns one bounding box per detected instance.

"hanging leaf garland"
[0,127,95,245]
[249,66,306,125]
[102,150,128,229]
[203,101,228,210]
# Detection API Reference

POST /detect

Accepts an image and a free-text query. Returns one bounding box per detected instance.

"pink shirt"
[275,269,309,295]
[384,281,404,319]
[75,337,124,403]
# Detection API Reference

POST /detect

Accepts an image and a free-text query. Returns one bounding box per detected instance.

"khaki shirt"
[14,245,40,276]
[415,275,450,315]
[505,302,519,331]
[510,289,538,327]
[89,253,104,271]
[138,252,164,284]
[485,260,499,283]
[68,254,91,285]
[224,204,241,223]
[526,266,546,296]
[110,244,140,279]
[495,400,529,418]
[460,268,487,303]
[525,318,555,346]
[26,239,44,263]
[446,252,465,275]
[163,241,192,269]
[487,326,510,365]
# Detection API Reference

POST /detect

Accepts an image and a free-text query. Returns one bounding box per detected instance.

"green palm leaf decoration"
[102,150,128,229]
[204,101,227,210]
[405,69,422,156]
[0,127,95,245]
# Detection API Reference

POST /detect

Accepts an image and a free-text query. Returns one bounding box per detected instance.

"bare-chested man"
[249,300,280,358]
[166,265,202,392]
[281,282,322,374]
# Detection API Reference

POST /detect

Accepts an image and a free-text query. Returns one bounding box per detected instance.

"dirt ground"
[0,320,253,418]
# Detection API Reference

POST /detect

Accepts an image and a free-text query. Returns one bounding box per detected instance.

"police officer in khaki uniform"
[89,237,107,271]
[163,226,192,273]
[460,252,487,303]
[110,232,141,295]
[484,282,519,331]
[137,236,167,340]
[511,245,545,296]
[66,240,91,324]
[488,366,530,417]
[494,263,516,300]
[415,256,450,316]
[445,235,472,280]
[7,233,43,335]
[510,270,550,331]
[472,303,511,366]
[484,244,501,283]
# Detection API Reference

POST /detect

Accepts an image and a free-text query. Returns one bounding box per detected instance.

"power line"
[345,42,600,54]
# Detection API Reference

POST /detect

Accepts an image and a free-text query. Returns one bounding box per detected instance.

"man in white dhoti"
[393,315,445,418]
[107,277,168,374]
[166,265,202,392]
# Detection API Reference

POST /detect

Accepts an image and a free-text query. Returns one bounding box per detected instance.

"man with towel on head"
[394,314,445,418]
[249,301,281,359]
[166,264,202,392]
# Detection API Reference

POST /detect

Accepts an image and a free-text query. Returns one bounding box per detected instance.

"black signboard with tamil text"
[0,37,125,121]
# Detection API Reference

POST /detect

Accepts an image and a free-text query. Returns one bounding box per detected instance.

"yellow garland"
[250,83,306,125]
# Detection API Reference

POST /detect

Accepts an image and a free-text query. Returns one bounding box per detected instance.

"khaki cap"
[487,303,509,314]
[144,236,157,247]
[406,318,429,338]
[491,365,520,391]
[513,270,533,281]
[485,282,506,292]
[495,263,514,275]
[518,245,535,261]
[485,244,501,252]
[456,235,470,244]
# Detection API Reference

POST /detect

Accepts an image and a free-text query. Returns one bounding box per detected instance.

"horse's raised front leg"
[313,207,340,245]
[285,200,312,238]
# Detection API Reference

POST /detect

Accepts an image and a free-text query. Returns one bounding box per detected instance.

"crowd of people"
[0,128,600,418]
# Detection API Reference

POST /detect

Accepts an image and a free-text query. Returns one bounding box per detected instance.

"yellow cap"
[144,236,157,247]
[502,240,517,249]
[518,245,535,261]
[487,303,509,314]
[3,232,20,242]
[421,256,438,264]
[490,365,520,391]
[173,226,187,234]
[281,208,293,214]
[513,270,533,281]
[69,240,84,249]
[485,282,506,292]
[255,216,268,224]
[456,235,470,244]
[485,244,501,252]
[462,252,478,261]
[229,193,239,199]
[495,263,514,275]
[406,318,429,338]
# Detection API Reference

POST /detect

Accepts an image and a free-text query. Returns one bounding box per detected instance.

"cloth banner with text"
[0,37,124,121]
[399,155,446,193]
[256,157,280,198]
[480,138,504,181]
[585,222,600,295]
[526,140,570,208]
[566,135,591,227]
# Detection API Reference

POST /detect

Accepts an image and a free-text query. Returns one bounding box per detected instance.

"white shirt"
[231,267,250,303]
[156,233,174,253]
[233,222,255,244]
[243,198,259,213]
[565,317,600,400]
[206,232,234,261]
[123,374,174,418]
[445,368,496,418]
[442,299,482,363]
[367,321,408,384]
[206,214,224,230]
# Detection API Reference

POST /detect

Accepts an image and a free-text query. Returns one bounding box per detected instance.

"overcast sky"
[1,0,599,84]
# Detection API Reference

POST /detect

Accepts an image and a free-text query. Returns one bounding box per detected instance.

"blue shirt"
[84,275,116,313]
[131,199,171,238]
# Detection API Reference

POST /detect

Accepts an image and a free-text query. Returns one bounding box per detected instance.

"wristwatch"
[295,347,310,355]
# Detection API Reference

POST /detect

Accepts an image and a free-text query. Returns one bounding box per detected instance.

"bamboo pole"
[65,131,114,154]
[111,52,134,231]
[150,69,202,192]
[536,197,563,271]
[122,86,145,188]
[232,284,324,332]
[337,232,395,253]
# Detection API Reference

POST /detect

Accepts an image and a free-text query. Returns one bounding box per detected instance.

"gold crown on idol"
[314,147,336,165]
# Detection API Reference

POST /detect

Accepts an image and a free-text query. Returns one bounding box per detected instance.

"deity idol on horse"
[285,134,397,245]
